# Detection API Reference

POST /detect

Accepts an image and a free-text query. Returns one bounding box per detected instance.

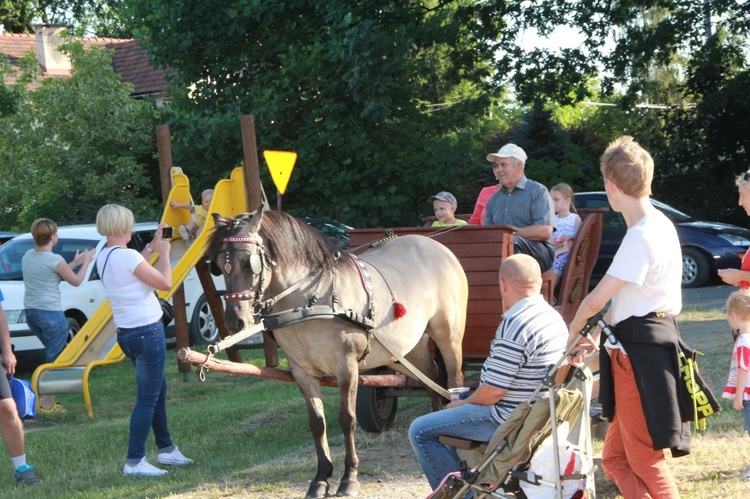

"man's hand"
[567,335,597,366]
[446,399,467,409]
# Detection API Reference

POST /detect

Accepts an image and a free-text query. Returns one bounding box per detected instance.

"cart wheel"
[356,381,398,433]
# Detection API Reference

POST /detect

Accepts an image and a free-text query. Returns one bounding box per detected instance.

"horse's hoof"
[305,480,329,499]
[335,479,360,496]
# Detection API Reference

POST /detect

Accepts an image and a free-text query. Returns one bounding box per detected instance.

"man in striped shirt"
[409,254,568,490]
[484,143,557,272]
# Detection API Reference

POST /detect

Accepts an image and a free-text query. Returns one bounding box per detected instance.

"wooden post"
[155,124,191,374]
[240,115,279,368]
[195,259,242,363]
[156,125,173,203]
[240,115,263,212]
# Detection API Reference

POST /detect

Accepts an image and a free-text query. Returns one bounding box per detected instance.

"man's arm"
[515,224,553,241]
[447,383,507,408]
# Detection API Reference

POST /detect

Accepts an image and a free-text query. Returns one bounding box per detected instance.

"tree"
[127,0,516,227]
[0,41,159,230]
[1,1,131,37]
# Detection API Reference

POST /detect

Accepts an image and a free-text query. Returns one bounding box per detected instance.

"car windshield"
[650,199,694,223]
[0,237,99,281]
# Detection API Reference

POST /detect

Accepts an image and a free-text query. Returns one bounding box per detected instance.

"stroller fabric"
[456,387,583,489]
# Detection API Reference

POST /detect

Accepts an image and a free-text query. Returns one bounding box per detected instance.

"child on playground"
[550,183,582,293]
[722,289,750,479]
[428,191,468,227]
[169,189,213,240]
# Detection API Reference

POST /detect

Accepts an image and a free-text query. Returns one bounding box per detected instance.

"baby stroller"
[429,315,607,499]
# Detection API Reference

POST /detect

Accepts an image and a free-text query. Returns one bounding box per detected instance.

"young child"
[169,189,214,240]
[550,183,582,292]
[723,289,750,479]
[428,191,468,227]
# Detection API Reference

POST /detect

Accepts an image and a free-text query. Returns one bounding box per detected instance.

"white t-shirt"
[96,246,161,329]
[606,209,682,326]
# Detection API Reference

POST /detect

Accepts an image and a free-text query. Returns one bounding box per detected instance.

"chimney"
[34,24,71,75]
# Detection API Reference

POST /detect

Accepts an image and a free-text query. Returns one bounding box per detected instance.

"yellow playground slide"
[31,167,248,417]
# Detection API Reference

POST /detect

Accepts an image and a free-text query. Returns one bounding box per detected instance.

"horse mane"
[208,211,347,273]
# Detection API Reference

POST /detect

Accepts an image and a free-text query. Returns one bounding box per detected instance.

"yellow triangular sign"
[263,150,298,195]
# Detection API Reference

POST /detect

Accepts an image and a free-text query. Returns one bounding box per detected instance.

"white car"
[0,223,224,358]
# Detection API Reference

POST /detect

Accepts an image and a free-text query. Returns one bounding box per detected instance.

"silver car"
[0,222,224,358]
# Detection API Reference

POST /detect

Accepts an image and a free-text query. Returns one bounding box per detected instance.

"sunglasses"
[743,172,750,182]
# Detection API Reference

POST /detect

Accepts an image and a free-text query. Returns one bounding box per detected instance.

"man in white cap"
[483,143,556,272]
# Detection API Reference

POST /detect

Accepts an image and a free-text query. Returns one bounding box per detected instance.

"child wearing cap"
[428,192,468,227]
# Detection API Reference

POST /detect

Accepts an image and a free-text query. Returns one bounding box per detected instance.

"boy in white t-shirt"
[566,136,684,499]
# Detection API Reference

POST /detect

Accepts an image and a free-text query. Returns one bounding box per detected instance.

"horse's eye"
[208,258,222,276]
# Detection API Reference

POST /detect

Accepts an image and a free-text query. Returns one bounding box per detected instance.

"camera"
[162,226,174,239]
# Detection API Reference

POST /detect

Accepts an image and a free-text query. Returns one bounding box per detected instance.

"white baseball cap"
[487,143,527,164]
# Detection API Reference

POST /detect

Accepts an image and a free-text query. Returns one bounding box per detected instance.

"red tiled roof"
[0,33,168,97]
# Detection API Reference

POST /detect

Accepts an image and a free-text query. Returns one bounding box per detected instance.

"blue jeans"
[409,404,500,490]
[25,308,68,363]
[117,322,175,464]
[743,400,750,436]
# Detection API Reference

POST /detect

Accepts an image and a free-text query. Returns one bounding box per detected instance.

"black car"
[575,192,750,288]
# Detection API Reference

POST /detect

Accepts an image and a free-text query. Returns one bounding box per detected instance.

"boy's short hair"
[30,218,57,247]
[600,136,653,198]
[201,189,214,200]
[96,204,135,237]
[726,290,750,323]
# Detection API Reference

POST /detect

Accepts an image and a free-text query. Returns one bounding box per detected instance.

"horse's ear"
[213,213,230,228]
[246,206,264,233]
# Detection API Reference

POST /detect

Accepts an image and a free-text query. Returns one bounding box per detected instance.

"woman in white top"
[95,204,192,477]
[22,218,95,413]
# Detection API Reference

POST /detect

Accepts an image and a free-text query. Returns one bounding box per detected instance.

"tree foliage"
[129,0,511,226]
[0,42,159,230]
[1,0,130,37]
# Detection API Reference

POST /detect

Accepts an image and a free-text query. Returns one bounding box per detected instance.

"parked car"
[298,216,352,249]
[0,223,224,359]
[0,231,17,245]
[574,192,750,288]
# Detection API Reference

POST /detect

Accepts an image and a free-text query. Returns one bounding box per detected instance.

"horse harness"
[210,228,452,399]
[219,233,376,334]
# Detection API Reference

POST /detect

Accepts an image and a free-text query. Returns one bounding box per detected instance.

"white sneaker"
[157,446,193,465]
[178,225,190,240]
[742,466,750,480]
[123,457,167,476]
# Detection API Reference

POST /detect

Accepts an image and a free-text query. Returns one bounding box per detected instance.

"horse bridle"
[219,232,324,314]
[220,234,274,307]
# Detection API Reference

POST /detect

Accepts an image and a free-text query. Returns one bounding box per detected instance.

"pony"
[208,210,468,498]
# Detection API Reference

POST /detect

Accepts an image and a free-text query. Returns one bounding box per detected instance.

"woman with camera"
[95,204,192,476]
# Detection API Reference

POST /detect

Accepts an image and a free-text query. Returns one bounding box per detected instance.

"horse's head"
[209,209,274,334]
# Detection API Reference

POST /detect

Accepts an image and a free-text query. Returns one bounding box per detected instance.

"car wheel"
[682,247,709,288]
[189,295,220,345]
[66,317,81,343]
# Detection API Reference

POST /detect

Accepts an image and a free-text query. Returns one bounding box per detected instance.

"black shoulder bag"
[101,246,174,327]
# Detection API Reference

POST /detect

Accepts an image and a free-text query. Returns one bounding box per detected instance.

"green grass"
[4,349,359,498]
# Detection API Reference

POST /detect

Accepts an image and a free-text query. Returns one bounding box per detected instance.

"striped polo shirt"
[483,176,556,238]
[480,294,568,423]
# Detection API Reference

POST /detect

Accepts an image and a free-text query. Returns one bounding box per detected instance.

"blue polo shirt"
[484,176,556,241]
